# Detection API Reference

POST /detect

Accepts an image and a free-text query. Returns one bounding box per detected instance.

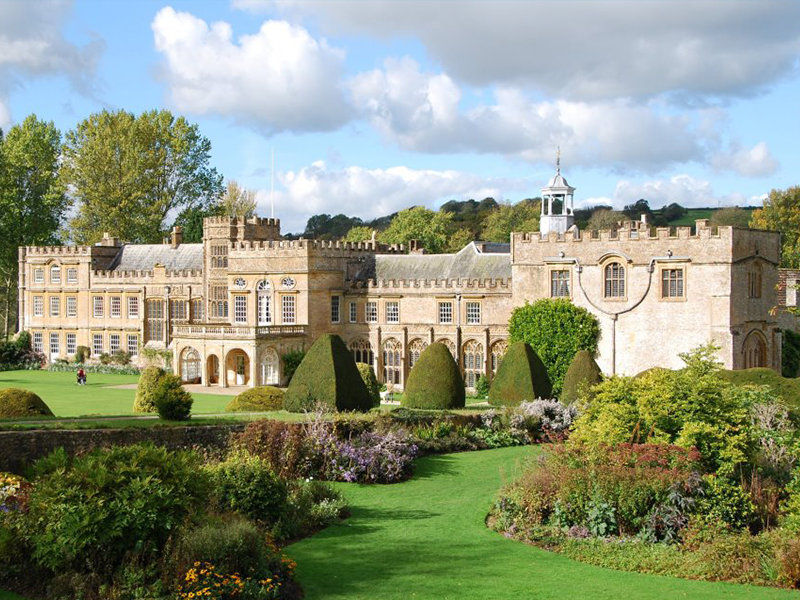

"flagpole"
[270,147,274,219]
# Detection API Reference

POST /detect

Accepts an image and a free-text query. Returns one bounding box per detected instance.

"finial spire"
[556,146,561,173]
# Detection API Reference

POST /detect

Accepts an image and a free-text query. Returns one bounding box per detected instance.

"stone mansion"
[18,168,786,390]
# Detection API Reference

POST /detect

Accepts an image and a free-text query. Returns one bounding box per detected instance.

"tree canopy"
[378,206,453,253]
[62,109,223,244]
[219,180,257,218]
[750,187,800,267]
[710,207,752,228]
[481,199,540,243]
[586,208,624,231]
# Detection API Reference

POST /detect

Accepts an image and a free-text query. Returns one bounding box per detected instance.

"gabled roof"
[369,241,511,281]
[109,244,203,272]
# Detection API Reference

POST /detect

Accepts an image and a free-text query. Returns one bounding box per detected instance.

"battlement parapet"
[23,245,91,256]
[203,216,280,228]
[229,238,406,254]
[514,222,730,245]
[350,277,511,290]
[91,268,203,279]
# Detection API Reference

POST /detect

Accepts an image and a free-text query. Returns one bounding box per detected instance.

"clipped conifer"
[133,366,166,413]
[488,342,552,406]
[402,343,465,409]
[225,386,284,412]
[561,350,603,403]
[356,362,381,407]
[284,334,372,412]
[0,388,54,418]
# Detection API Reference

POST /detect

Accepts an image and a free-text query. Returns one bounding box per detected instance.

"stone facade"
[19,172,784,389]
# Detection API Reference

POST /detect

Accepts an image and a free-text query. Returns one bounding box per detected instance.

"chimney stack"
[171,226,183,249]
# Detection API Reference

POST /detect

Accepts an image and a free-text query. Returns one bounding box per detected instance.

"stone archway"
[180,346,201,384]
[225,348,251,386]
[743,330,767,369]
[207,354,220,385]
[260,347,280,385]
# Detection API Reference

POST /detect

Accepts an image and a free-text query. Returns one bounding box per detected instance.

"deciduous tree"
[481,199,540,243]
[378,206,452,253]
[219,180,257,218]
[750,187,800,267]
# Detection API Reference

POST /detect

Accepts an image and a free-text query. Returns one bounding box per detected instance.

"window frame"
[66,268,78,284]
[385,300,400,324]
[33,268,44,284]
[465,301,481,325]
[127,334,139,357]
[438,301,453,324]
[33,332,43,353]
[331,295,341,324]
[50,265,61,284]
[365,301,378,323]
[49,295,59,317]
[660,266,686,300]
[603,261,627,300]
[127,296,139,318]
[110,296,121,318]
[66,332,77,355]
[66,296,77,317]
[233,295,248,324]
[349,301,357,323]
[549,269,571,298]
[93,295,104,318]
[33,295,44,317]
[109,333,121,354]
[49,332,59,355]
[92,333,103,356]
[281,295,296,325]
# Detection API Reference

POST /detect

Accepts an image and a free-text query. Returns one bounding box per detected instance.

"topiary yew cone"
[284,334,373,412]
[488,342,552,406]
[402,342,465,409]
[561,350,603,403]
[0,388,54,418]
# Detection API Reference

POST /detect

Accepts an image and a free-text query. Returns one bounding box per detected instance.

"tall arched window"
[383,338,402,385]
[257,280,272,325]
[180,347,201,383]
[408,338,428,369]
[604,262,625,298]
[743,331,767,369]
[435,339,457,358]
[260,347,280,385]
[490,340,508,377]
[462,340,484,388]
[349,338,374,367]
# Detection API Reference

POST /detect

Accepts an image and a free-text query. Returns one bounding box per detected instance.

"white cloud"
[349,58,714,172]
[152,6,350,134]
[710,141,779,177]
[246,0,800,101]
[264,160,531,232]
[0,0,103,124]
[0,99,10,131]
[583,174,752,210]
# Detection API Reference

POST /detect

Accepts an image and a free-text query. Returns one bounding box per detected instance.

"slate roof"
[109,244,203,272]
[371,241,511,281]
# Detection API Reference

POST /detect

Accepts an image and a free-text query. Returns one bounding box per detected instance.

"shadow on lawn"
[410,454,461,479]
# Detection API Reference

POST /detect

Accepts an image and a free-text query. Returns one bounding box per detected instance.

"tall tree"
[710,206,752,228]
[220,180,257,218]
[586,208,625,231]
[378,206,452,253]
[0,115,68,337]
[62,109,224,244]
[481,199,540,243]
[343,225,375,242]
[751,186,800,267]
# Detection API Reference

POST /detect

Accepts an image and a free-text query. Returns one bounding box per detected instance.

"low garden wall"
[0,423,246,474]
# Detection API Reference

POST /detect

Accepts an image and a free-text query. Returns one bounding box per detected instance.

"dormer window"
[604,262,625,298]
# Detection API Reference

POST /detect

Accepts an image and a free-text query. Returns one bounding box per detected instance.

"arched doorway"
[743,331,767,369]
[226,349,250,386]
[260,347,280,385]
[180,347,201,384]
[207,354,220,385]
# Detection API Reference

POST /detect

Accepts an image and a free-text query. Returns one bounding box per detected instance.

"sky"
[1,0,799,233]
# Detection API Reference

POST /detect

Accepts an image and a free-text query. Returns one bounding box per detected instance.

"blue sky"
[2,0,799,233]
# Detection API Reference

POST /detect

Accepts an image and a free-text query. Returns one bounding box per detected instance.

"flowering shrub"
[0,473,28,513]
[178,558,295,600]
[518,399,577,434]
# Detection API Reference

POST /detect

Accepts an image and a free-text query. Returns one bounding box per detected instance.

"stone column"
[221,345,227,388]
[250,344,258,388]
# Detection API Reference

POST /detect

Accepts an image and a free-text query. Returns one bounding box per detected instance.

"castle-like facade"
[18,168,784,389]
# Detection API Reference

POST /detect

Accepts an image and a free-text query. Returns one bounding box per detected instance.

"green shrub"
[153,373,193,420]
[696,475,756,530]
[356,362,381,407]
[402,342,465,409]
[133,365,166,413]
[783,329,800,378]
[561,350,602,404]
[206,451,288,529]
[284,479,347,537]
[718,367,800,416]
[99,352,112,365]
[111,349,132,366]
[17,444,209,574]
[75,345,89,363]
[225,386,284,412]
[475,374,490,399]
[0,388,54,418]
[282,349,306,384]
[488,342,552,406]
[508,299,601,397]
[284,334,372,412]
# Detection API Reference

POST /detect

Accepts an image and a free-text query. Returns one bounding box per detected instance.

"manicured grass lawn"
[288,446,798,600]
[0,369,234,417]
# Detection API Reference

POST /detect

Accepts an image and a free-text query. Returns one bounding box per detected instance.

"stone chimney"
[409,239,426,254]
[640,213,649,226]
[170,226,183,249]
[99,232,120,247]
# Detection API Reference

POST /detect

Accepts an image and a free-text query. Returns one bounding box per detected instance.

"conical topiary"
[356,362,381,408]
[488,342,552,406]
[133,366,167,413]
[284,334,373,412]
[0,388,54,418]
[561,350,602,403]
[402,343,465,409]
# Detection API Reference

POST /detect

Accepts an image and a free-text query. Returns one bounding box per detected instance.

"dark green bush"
[488,342,552,406]
[225,386,284,412]
[783,329,800,378]
[284,334,372,412]
[0,388,54,418]
[282,349,306,384]
[508,299,601,396]
[356,362,381,407]
[133,365,167,413]
[153,373,193,420]
[206,451,288,529]
[561,350,603,403]
[402,342,465,409]
[99,352,112,365]
[475,375,490,398]
[718,367,800,416]
[75,345,89,363]
[111,349,132,366]
[17,444,209,574]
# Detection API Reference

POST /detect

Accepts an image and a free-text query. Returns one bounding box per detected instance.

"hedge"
[226,386,285,412]
[47,362,141,375]
[402,343,465,409]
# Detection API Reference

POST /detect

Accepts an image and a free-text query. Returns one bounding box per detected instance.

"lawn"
[288,446,798,600]
[0,369,234,417]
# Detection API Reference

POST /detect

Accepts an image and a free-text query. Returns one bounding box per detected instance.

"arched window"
[436,338,457,358]
[462,340,484,388]
[748,262,763,298]
[743,331,767,369]
[180,347,201,383]
[260,347,280,385]
[349,338,374,367]
[408,338,428,369]
[257,280,272,325]
[383,338,402,385]
[604,262,625,298]
[490,340,508,377]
